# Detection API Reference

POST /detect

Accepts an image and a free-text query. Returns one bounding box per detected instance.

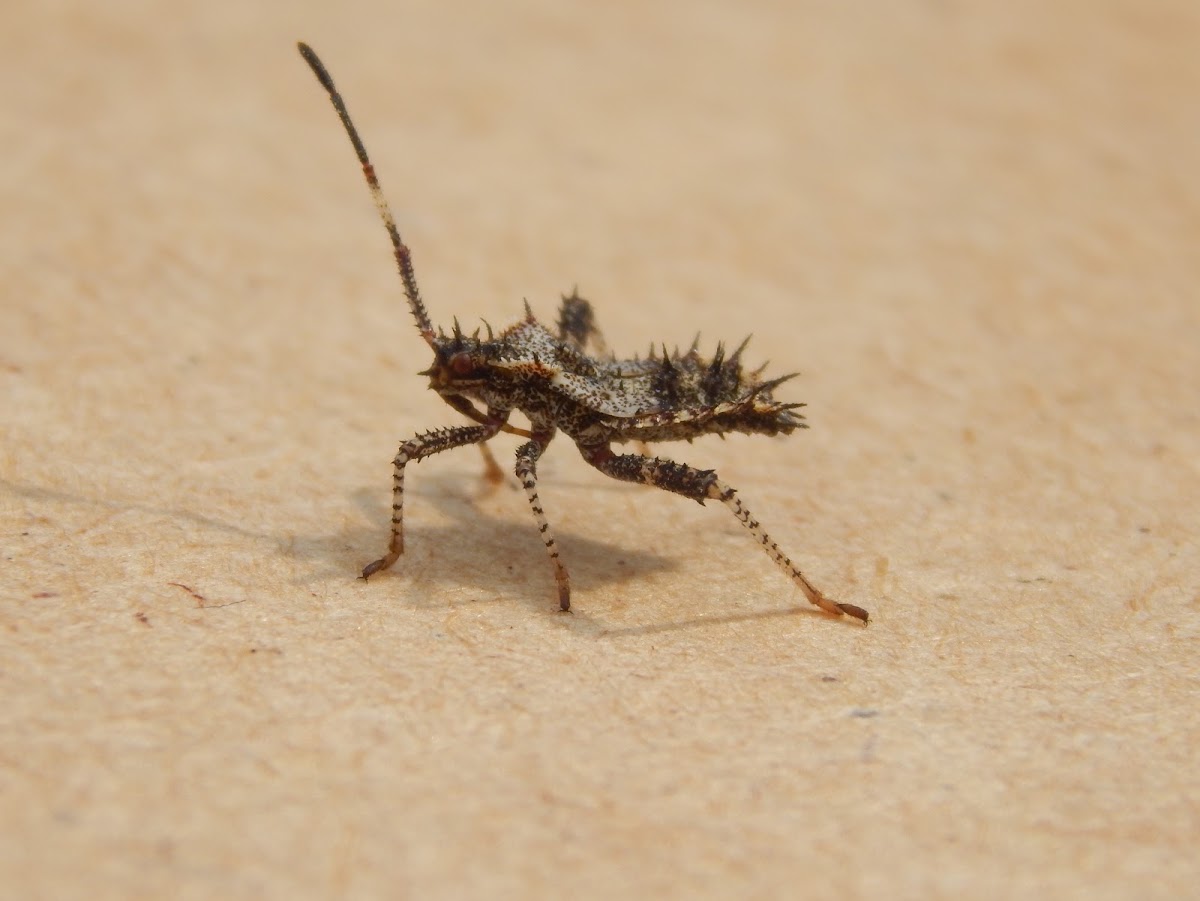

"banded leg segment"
[515,435,571,610]
[707,479,868,622]
[362,423,500,580]
[582,445,868,622]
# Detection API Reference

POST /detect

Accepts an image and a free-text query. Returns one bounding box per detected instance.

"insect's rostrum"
[297,42,868,624]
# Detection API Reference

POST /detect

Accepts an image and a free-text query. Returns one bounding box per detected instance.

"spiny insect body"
[298,42,868,623]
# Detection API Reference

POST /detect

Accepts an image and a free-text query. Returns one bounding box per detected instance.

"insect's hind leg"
[362,424,500,580]
[708,478,868,622]
[515,435,572,611]
[581,445,868,622]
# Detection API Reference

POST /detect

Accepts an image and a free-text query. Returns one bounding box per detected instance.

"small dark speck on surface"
[850,708,879,718]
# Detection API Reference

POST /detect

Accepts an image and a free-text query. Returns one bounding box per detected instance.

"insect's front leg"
[362,422,502,580]
[440,394,512,486]
[580,444,868,622]
[514,432,572,611]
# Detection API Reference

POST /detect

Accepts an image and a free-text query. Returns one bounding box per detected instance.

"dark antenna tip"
[297,42,335,94]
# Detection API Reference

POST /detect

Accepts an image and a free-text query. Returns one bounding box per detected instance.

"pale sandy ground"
[3,1,1198,898]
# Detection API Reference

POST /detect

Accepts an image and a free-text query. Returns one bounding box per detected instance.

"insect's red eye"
[449,352,474,376]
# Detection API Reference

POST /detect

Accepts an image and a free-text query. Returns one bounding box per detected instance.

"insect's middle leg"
[514,434,571,611]
[478,442,505,485]
[581,444,868,622]
[362,423,500,580]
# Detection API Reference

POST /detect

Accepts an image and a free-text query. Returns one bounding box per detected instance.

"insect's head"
[419,319,490,396]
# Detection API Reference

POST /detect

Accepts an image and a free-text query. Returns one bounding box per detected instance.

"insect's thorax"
[469,321,608,436]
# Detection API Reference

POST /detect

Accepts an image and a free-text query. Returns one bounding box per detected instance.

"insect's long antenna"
[298,42,436,346]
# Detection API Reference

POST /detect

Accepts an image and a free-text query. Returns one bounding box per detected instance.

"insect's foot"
[478,445,506,486]
[805,584,868,623]
[558,583,571,612]
[361,550,401,580]
[837,602,869,624]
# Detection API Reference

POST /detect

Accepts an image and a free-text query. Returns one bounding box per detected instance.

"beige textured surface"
[3,1,1199,897]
